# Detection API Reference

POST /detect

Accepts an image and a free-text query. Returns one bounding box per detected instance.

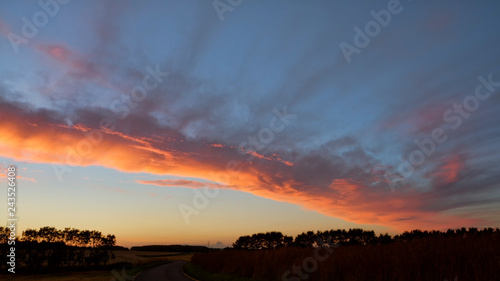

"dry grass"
[3,251,194,281]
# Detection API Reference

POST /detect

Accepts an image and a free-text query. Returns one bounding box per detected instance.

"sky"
[0,0,499,247]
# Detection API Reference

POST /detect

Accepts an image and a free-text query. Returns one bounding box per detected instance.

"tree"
[38,226,61,242]
[294,231,316,247]
[22,228,39,242]
[78,230,91,247]
[233,232,293,250]
[62,227,80,245]
[377,233,392,244]
[12,226,117,272]
[0,226,9,244]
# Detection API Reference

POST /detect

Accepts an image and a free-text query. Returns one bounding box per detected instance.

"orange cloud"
[18,175,37,182]
[0,102,484,232]
[245,151,295,167]
[0,169,36,183]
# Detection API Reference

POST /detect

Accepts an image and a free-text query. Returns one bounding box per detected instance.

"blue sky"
[0,0,499,246]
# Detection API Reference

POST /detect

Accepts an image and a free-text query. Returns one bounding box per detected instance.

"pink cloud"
[136,179,228,190]
[208,143,225,148]
[35,43,124,94]
[430,154,465,185]
[380,100,455,137]
[0,18,10,37]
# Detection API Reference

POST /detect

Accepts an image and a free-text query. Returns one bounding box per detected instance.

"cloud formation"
[1,0,499,231]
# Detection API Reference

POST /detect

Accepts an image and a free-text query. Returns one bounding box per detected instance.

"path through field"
[134,261,191,281]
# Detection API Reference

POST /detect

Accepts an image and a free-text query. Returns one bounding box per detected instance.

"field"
[192,233,500,281]
[3,251,193,281]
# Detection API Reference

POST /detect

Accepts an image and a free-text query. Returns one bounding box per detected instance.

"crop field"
[192,233,500,281]
[2,251,193,281]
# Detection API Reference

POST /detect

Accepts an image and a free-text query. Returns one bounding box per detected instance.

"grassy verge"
[1,261,171,281]
[184,262,263,281]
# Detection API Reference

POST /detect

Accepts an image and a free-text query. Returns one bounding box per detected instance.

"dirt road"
[134,261,193,281]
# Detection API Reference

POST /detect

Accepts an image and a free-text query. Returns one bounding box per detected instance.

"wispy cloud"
[1,0,499,232]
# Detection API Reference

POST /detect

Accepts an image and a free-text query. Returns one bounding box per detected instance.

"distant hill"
[130,244,213,252]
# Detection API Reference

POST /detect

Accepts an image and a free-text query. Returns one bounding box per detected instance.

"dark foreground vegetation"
[192,228,500,281]
[0,226,120,274]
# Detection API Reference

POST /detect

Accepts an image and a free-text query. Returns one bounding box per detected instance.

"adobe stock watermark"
[213,0,243,22]
[383,73,499,190]
[7,0,70,54]
[282,236,335,281]
[51,65,169,182]
[340,0,405,63]
[6,165,17,274]
[178,185,220,225]
[178,106,296,224]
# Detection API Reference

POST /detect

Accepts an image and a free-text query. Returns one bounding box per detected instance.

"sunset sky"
[1,1,499,247]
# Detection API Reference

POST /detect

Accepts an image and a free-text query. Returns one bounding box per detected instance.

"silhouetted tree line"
[0,226,116,274]
[196,228,500,281]
[233,231,294,250]
[233,227,500,249]
[393,227,498,241]
[131,244,212,252]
